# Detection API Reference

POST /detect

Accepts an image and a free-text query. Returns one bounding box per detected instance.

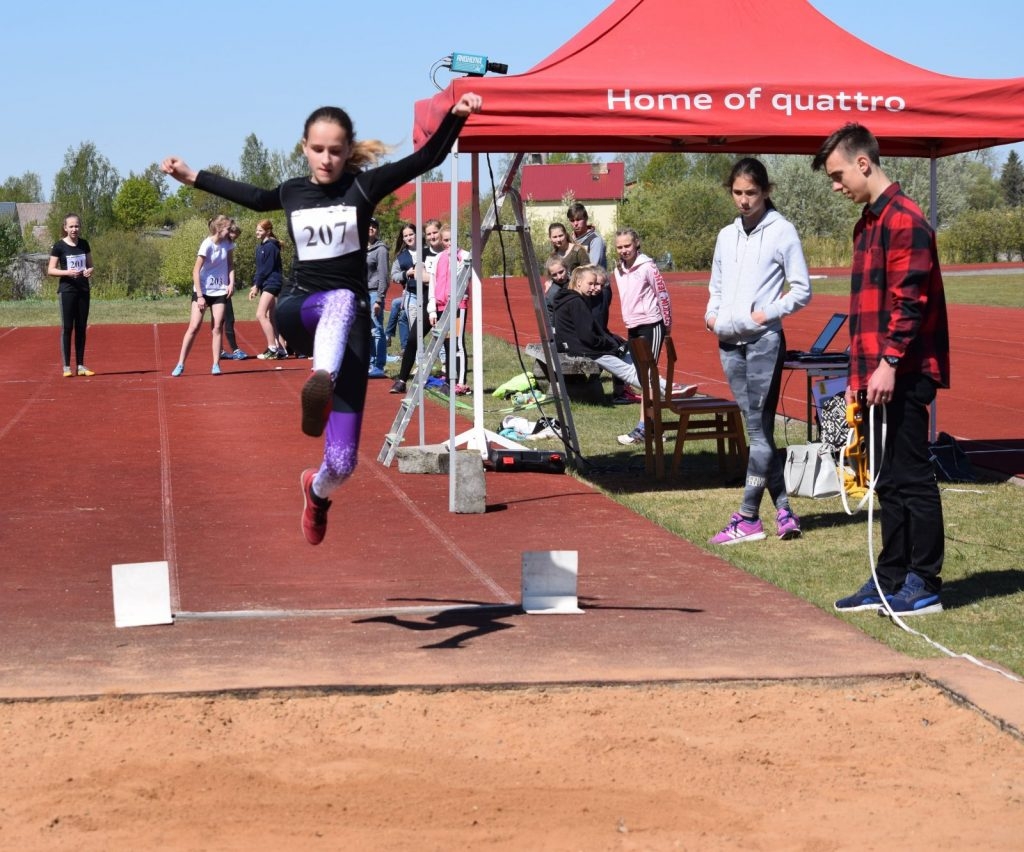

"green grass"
[702,273,1024,308]
[3,270,1021,327]
[0,295,260,327]
[471,336,1024,679]
[4,282,1024,677]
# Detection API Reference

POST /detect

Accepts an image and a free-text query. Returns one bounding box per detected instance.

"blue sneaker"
[171,364,184,377]
[884,573,943,616]
[834,577,885,612]
[211,364,222,376]
[230,349,248,360]
[367,366,386,378]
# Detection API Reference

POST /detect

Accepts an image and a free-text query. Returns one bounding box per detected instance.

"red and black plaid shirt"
[848,182,950,391]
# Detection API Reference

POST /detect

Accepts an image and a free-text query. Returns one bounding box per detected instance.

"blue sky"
[5,0,1022,196]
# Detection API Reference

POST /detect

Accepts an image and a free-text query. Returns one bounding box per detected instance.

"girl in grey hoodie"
[705,158,811,546]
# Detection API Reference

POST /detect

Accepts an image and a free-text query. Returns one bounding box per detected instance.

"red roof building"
[520,162,624,244]
[520,162,625,204]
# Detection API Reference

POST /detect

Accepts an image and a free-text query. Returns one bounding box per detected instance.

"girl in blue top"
[250,218,287,359]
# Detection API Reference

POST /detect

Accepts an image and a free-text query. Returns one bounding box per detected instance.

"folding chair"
[630,336,747,480]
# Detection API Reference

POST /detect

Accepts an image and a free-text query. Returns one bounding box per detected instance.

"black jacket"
[550,286,622,358]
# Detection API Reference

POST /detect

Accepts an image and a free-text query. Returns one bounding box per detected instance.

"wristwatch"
[882,354,900,367]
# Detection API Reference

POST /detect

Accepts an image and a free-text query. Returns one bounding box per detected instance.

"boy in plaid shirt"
[813,123,950,617]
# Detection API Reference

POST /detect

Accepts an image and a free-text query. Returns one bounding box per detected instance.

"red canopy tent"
[410,0,1024,460]
[415,0,1024,157]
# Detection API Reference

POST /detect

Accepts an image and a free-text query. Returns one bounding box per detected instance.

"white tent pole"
[470,153,485,441]
[415,174,425,443]
[448,143,459,511]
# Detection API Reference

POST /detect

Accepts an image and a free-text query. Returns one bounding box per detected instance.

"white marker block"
[521,550,583,614]
[112,561,173,628]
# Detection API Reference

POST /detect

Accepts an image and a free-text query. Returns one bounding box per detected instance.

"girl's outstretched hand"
[161,157,197,186]
[452,93,483,118]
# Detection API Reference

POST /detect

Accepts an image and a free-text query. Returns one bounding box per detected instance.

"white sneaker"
[617,426,645,445]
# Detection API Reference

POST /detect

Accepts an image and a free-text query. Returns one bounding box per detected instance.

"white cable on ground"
[853,401,1022,684]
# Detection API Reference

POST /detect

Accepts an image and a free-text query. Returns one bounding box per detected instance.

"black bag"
[929,432,976,482]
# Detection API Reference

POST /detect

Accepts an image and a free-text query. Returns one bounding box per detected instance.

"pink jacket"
[613,252,672,330]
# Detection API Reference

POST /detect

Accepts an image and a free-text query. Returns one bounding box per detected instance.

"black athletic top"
[50,238,92,295]
[193,110,467,298]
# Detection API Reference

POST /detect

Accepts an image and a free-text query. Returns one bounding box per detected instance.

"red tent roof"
[415,0,1024,158]
[520,162,625,202]
[390,181,473,224]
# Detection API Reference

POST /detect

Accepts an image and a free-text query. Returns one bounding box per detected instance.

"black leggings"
[59,289,90,367]
[210,296,238,350]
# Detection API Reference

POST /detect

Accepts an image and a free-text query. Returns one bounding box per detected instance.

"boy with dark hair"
[813,123,950,616]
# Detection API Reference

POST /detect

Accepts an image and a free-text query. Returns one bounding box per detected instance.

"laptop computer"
[786,313,849,363]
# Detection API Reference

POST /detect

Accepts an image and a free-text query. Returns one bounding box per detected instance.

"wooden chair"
[629,336,748,480]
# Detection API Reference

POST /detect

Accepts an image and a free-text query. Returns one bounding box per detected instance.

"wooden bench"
[524,342,606,402]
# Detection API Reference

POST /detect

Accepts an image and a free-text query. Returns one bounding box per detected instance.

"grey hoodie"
[366,238,390,301]
[705,209,811,345]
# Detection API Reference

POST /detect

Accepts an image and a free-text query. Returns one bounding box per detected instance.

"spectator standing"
[386,222,416,355]
[547,222,590,276]
[219,222,249,360]
[366,216,390,377]
[813,123,950,616]
[251,219,287,359]
[170,214,235,377]
[389,219,445,394]
[47,213,95,377]
[429,226,470,392]
[612,227,673,443]
[567,201,607,269]
[704,157,811,545]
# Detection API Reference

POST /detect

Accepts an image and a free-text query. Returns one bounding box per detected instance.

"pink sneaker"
[776,507,802,540]
[709,513,765,545]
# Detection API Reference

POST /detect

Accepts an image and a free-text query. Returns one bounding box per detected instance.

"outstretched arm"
[451,92,483,118]
[161,157,198,186]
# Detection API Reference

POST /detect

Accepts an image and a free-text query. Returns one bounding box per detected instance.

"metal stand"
[378,151,580,470]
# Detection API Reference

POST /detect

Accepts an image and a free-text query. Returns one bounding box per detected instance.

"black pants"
[59,288,90,367]
[872,372,944,593]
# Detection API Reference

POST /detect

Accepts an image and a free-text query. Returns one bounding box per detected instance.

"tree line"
[2,138,1024,301]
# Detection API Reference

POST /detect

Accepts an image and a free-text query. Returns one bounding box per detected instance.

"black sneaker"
[389,379,407,394]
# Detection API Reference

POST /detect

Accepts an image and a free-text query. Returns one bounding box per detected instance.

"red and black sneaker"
[300,468,331,546]
[301,370,333,437]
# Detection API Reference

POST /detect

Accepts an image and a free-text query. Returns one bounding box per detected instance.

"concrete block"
[452,450,486,514]
[396,443,448,474]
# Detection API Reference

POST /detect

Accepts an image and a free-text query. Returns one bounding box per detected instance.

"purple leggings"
[279,288,372,498]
